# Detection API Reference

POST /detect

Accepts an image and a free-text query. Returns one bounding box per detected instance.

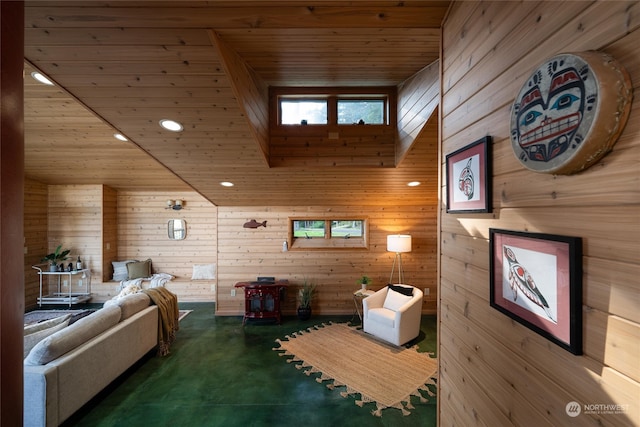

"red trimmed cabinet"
[235,280,288,324]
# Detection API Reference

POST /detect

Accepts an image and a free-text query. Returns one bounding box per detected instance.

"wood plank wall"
[102,185,118,282]
[24,179,48,307]
[115,191,218,302]
[440,2,640,426]
[47,184,104,293]
[211,29,270,165]
[215,204,437,317]
[397,60,439,164]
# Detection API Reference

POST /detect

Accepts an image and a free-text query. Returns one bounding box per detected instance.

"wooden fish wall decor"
[243,219,267,229]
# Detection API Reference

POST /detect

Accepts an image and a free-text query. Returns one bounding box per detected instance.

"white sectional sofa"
[24,293,159,427]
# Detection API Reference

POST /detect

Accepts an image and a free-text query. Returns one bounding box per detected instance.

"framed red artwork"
[489,228,582,355]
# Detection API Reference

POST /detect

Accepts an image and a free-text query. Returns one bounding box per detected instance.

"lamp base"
[389,252,405,284]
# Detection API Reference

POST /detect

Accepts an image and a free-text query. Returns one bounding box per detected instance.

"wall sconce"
[166,199,185,210]
[387,234,412,284]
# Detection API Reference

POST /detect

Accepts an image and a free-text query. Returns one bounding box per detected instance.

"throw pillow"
[112,260,136,281]
[113,282,141,299]
[191,263,216,280]
[68,310,96,325]
[24,318,70,358]
[388,284,414,296]
[383,288,413,312]
[24,313,72,336]
[24,305,122,366]
[127,258,152,280]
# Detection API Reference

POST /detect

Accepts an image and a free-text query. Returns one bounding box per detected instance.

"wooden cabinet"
[235,281,287,324]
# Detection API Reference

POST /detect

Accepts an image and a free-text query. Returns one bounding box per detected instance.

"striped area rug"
[274,322,437,417]
[25,309,193,325]
[24,309,88,326]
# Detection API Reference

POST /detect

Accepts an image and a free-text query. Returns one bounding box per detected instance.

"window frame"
[271,87,396,130]
[288,217,369,250]
[279,97,329,125]
[336,96,387,125]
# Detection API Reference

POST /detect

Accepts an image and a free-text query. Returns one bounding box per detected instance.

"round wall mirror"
[168,219,186,240]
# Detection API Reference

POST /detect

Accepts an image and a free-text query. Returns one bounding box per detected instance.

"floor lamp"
[387,234,412,284]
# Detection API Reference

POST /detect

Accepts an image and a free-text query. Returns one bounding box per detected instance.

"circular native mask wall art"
[510,51,633,175]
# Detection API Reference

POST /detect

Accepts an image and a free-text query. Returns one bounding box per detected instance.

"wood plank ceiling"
[23,1,449,206]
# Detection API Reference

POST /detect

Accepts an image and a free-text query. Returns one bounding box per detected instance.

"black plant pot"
[297,306,312,321]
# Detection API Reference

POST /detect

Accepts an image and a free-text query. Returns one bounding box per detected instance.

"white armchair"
[362,284,423,346]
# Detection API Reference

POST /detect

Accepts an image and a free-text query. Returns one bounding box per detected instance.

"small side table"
[352,288,375,325]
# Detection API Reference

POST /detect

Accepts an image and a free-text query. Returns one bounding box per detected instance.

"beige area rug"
[273,322,437,417]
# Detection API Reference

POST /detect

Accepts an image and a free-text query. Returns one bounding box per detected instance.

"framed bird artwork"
[489,228,583,355]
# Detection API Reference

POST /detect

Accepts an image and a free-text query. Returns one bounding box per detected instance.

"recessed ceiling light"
[159,119,183,132]
[31,71,54,86]
[114,133,128,141]
[220,181,234,187]
[407,181,421,187]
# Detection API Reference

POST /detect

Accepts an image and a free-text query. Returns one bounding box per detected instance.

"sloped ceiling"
[23,1,448,206]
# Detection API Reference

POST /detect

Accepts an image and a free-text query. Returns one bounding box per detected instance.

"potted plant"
[297,280,316,320]
[357,275,371,291]
[41,244,71,272]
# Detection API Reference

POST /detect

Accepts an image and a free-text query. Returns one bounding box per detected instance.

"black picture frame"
[489,228,583,355]
[445,136,492,213]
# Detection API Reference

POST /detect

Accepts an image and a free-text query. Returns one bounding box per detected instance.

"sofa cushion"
[383,288,412,312]
[104,292,151,321]
[367,307,395,327]
[24,313,72,336]
[127,259,152,279]
[24,317,71,358]
[24,304,122,366]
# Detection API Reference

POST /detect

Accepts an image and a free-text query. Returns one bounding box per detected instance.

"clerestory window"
[272,87,394,127]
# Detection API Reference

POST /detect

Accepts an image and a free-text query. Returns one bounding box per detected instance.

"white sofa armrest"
[362,287,388,313]
[393,289,423,344]
[24,364,58,427]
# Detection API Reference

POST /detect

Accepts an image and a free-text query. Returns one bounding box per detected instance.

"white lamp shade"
[387,234,412,253]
